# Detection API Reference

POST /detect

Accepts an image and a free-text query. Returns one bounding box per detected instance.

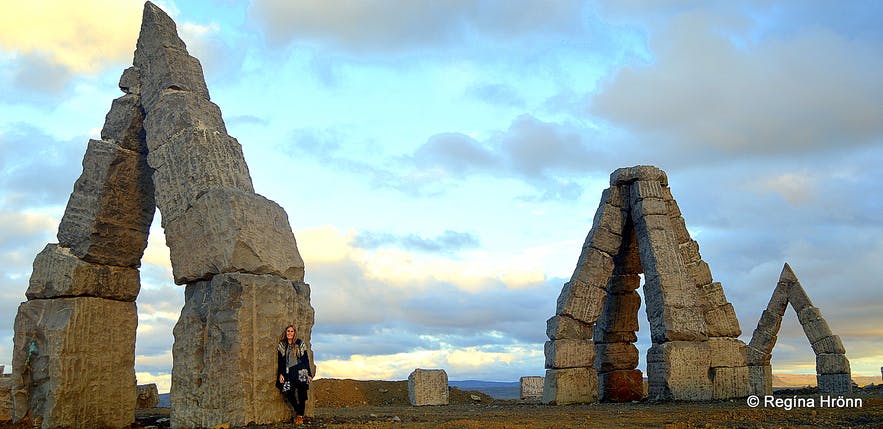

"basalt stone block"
[519,376,544,400]
[594,343,638,372]
[817,373,852,395]
[136,384,159,409]
[647,341,712,401]
[57,139,155,268]
[596,291,641,334]
[704,303,741,338]
[0,376,10,422]
[708,337,747,368]
[678,240,701,266]
[598,369,643,402]
[11,298,136,428]
[711,366,750,400]
[171,273,316,428]
[802,318,834,344]
[26,244,141,301]
[546,315,593,340]
[101,94,146,153]
[629,181,666,205]
[811,335,846,355]
[745,345,770,366]
[163,189,304,284]
[119,66,141,95]
[748,365,772,396]
[556,281,607,324]
[687,261,713,288]
[407,369,448,406]
[631,197,668,221]
[147,129,254,225]
[142,90,227,147]
[787,282,814,313]
[816,353,850,375]
[643,272,695,308]
[542,367,598,405]
[545,339,595,369]
[748,327,777,354]
[756,310,783,335]
[592,330,638,344]
[609,165,668,186]
[766,283,791,315]
[570,248,615,289]
[607,274,640,293]
[648,305,708,343]
[697,282,728,311]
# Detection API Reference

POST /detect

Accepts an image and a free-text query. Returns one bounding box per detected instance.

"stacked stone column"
[747,264,851,395]
[131,4,315,427]
[11,67,154,427]
[545,166,749,404]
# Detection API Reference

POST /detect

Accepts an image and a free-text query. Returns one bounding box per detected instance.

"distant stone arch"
[746,263,852,395]
[11,3,314,428]
[544,166,748,404]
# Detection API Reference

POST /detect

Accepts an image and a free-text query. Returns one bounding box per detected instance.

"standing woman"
[277,325,312,425]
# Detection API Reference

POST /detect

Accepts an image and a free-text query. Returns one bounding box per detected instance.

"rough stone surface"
[544,340,595,369]
[57,139,155,268]
[802,318,834,344]
[598,369,643,402]
[745,345,770,366]
[542,368,598,405]
[136,384,159,409]
[595,291,640,334]
[545,315,593,340]
[748,365,772,396]
[171,273,315,428]
[163,189,305,284]
[711,366,750,399]
[766,282,791,315]
[703,303,741,338]
[407,369,448,406]
[648,305,708,343]
[647,342,712,401]
[555,281,607,324]
[101,94,146,152]
[0,376,10,423]
[610,165,668,186]
[119,66,141,95]
[816,353,850,375]
[811,335,846,355]
[817,373,853,394]
[708,337,747,368]
[519,376,544,400]
[570,248,615,290]
[594,343,638,372]
[26,244,141,301]
[787,282,814,313]
[11,298,136,427]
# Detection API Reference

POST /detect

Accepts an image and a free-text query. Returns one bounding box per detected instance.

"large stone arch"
[544,166,748,404]
[10,3,315,428]
[746,263,852,395]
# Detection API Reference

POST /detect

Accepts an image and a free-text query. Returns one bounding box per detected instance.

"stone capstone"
[171,273,315,428]
[519,376,544,400]
[11,298,136,428]
[407,369,448,406]
[542,367,598,405]
[26,244,140,301]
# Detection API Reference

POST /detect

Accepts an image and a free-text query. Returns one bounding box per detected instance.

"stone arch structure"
[544,166,749,404]
[746,263,852,395]
[10,3,314,428]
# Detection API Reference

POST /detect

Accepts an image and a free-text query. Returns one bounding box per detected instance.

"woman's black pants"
[284,385,309,416]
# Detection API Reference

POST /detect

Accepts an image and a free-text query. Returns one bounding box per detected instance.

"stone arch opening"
[11,3,315,428]
[746,264,851,395]
[544,166,749,404]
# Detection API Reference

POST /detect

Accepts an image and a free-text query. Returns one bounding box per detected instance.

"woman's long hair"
[280,324,296,344]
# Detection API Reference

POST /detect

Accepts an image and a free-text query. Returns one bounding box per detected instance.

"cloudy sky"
[1,1,881,392]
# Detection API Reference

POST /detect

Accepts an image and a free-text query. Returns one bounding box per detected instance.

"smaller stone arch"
[746,263,852,395]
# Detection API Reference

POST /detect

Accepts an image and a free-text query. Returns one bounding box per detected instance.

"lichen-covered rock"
[11,298,136,428]
[171,273,315,428]
[26,244,140,301]
[407,369,448,406]
[542,367,598,405]
[163,189,304,284]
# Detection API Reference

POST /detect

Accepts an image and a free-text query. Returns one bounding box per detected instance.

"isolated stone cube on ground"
[408,369,448,406]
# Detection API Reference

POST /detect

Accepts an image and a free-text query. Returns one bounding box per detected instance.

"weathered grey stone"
[629,180,666,205]
[797,306,824,325]
[817,373,852,394]
[643,272,695,308]
[634,218,686,279]
[647,341,712,401]
[816,353,850,375]
[407,369,448,406]
[598,369,643,402]
[745,345,770,366]
[555,281,607,324]
[686,261,713,288]
[748,327,777,354]
[171,273,315,427]
[545,315,593,340]
[148,128,254,225]
[11,298,136,427]
[136,384,159,409]
[697,282,728,311]
[519,376,544,400]
[802,318,834,344]
[787,282,814,313]
[584,226,623,257]
[594,343,638,372]
[542,368,598,405]
[583,190,625,255]
[630,197,668,221]
[607,274,640,293]
[101,94,146,153]
[57,139,155,268]
[704,303,741,338]
[756,310,783,336]
[142,90,227,147]
[748,365,772,396]
[592,330,638,344]
[545,339,595,369]
[595,291,640,334]
[811,335,846,355]
[26,244,141,301]
[609,165,668,186]
[570,248,615,289]
[708,338,747,368]
[163,189,304,284]
[119,66,141,95]
[669,216,692,246]
[711,366,750,399]
[0,375,10,423]
[648,305,708,343]
[766,282,791,315]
